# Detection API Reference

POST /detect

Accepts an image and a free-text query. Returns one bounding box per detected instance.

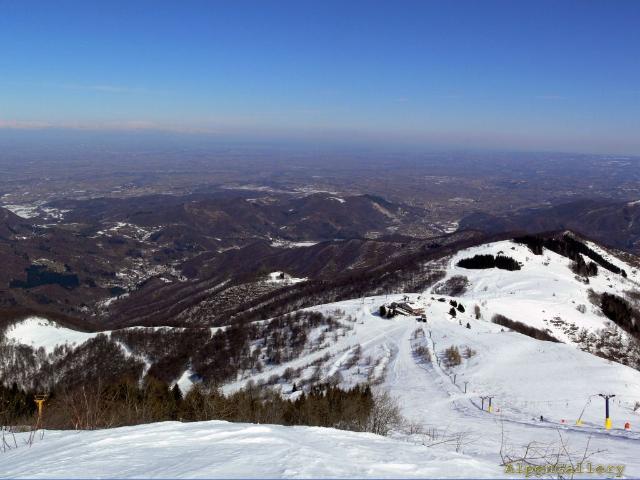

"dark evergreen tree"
[457,254,520,271]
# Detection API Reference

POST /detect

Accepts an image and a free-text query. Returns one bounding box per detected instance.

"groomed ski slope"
[321,296,640,473]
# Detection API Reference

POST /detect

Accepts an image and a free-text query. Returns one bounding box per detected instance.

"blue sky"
[1,0,639,154]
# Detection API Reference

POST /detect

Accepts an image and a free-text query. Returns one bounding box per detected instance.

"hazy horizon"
[1,0,639,155]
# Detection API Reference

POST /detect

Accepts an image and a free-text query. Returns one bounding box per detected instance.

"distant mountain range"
[460,198,640,254]
[2,189,640,333]
[0,192,432,329]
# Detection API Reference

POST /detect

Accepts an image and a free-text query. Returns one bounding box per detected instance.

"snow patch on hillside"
[3,204,39,219]
[266,271,307,284]
[3,203,70,221]
[4,318,96,353]
[270,239,318,248]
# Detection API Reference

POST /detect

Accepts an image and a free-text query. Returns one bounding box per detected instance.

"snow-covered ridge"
[3,318,192,353]
[4,317,97,353]
[432,238,639,344]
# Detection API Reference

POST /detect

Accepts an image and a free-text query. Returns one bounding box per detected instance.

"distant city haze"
[0,0,639,155]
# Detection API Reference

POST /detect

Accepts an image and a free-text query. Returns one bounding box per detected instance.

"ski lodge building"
[387,301,425,316]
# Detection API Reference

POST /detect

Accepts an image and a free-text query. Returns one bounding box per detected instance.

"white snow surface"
[1,421,497,478]
[265,271,307,284]
[269,239,319,248]
[432,238,640,344]
[4,238,640,477]
[3,204,40,218]
[4,317,96,352]
[3,203,69,220]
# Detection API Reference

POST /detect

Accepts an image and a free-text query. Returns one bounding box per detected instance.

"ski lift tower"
[34,394,48,423]
[599,394,615,430]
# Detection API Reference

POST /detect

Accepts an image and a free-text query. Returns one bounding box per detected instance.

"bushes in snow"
[413,345,431,363]
[587,288,601,308]
[411,329,430,363]
[626,289,640,303]
[366,390,404,436]
[443,345,462,367]
[573,324,640,370]
[463,346,476,358]
[1,310,343,396]
[342,345,362,370]
[570,255,598,278]
[191,311,340,385]
[111,327,210,384]
[492,314,560,343]
[600,293,640,340]
[433,275,469,296]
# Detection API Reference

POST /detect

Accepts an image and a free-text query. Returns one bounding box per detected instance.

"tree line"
[600,293,640,341]
[515,234,626,277]
[492,314,560,342]
[0,311,343,393]
[1,379,401,436]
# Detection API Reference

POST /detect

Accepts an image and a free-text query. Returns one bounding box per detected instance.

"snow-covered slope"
[1,421,497,479]
[3,319,179,353]
[4,236,640,477]
[4,317,97,353]
[304,295,640,425]
[432,238,639,344]
[5,298,640,477]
